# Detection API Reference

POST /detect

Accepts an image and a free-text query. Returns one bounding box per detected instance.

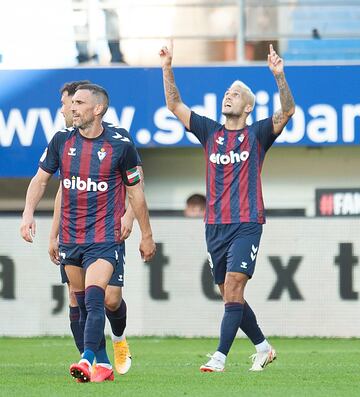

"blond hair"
[230,80,255,108]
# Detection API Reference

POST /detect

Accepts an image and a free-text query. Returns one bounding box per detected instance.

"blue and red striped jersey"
[39,124,141,244]
[189,111,278,225]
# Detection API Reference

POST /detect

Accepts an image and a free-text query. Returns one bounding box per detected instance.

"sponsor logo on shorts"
[250,245,258,261]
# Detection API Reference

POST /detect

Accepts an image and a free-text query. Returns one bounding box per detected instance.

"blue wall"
[0,65,359,176]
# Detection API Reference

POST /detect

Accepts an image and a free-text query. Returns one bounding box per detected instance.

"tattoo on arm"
[275,73,295,115]
[163,66,182,109]
[273,109,285,128]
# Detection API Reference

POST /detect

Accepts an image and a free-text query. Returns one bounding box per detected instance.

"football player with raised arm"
[160,41,295,372]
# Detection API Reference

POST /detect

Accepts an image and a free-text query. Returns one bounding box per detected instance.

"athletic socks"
[95,334,111,365]
[81,351,95,367]
[106,299,127,340]
[84,285,106,356]
[76,287,111,365]
[95,343,111,365]
[69,306,84,354]
[240,301,266,346]
[217,302,244,356]
[255,339,272,353]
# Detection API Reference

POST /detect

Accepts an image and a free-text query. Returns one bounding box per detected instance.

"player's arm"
[120,166,144,240]
[20,168,52,243]
[268,44,295,135]
[126,181,156,262]
[48,183,61,264]
[120,145,155,261]
[159,40,191,130]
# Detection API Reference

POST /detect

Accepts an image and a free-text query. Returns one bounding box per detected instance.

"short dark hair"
[186,193,206,209]
[60,80,91,96]
[76,83,109,116]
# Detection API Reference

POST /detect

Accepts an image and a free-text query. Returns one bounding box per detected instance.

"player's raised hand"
[139,235,156,262]
[20,213,36,243]
[159,39,173,68]
[267,44,284,75]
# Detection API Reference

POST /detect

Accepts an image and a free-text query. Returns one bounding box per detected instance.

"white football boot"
[249,346,276,371]
[200,352,226,372]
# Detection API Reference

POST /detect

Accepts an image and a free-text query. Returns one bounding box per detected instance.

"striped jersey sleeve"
[118,144,141,186]
[188,111,222,147]
[39,130,66,174]
[254,117,276,152]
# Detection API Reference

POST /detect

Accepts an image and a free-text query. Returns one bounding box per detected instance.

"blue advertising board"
[0,65,359,176]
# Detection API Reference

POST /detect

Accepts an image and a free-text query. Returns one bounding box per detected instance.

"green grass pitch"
[0,337,358,397]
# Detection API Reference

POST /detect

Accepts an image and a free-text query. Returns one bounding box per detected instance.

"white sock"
[213,351,227,363]
[112,333,125,343]
[255,339,271,353]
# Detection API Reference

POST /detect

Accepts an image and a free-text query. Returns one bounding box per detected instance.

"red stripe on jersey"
[239,128,250,222]
[207,130,222,223]
[61,135,76,243]
[221,133,235,223]
[256,142,264,223]
[113,175,125,243]
[76,140,92,243]
[95,142,113,243]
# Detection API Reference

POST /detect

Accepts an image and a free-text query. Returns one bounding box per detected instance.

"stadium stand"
[283,3,360,60]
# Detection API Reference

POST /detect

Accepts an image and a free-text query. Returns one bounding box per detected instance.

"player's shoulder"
[249,117,273,129]
[103,121,130,136]
[103,122,134,145]
[192,111,221,127]
[51,127,76,143]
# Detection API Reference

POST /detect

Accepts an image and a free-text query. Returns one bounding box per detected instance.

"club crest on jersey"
[216,136,224,145]
[68,147,76,156]
[97,148,107,162]
[238,133,245,142]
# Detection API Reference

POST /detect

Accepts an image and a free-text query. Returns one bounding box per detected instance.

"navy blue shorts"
[205,223,263,285]
[59,242,125,287]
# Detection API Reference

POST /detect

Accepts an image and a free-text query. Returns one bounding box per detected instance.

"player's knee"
[68,286,79,307]
[224,272,247,302]
[104,289,122,311]
[104,298,120,312]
